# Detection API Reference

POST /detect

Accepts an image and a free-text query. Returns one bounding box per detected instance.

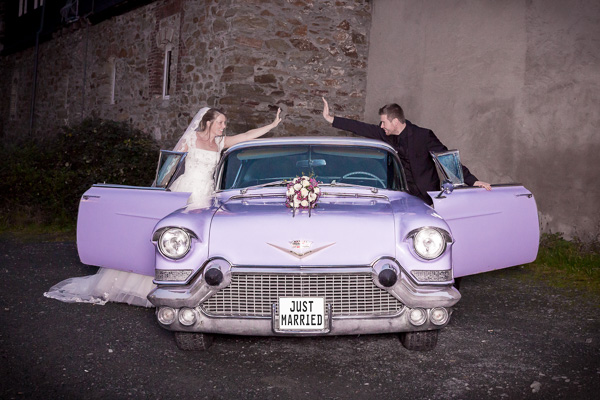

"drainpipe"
[29,0,47,136]
[81,0,95,123]
[81,18,89,122]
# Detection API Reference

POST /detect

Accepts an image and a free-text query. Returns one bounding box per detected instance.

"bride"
[44,107,282,307]
[170,107,282,204]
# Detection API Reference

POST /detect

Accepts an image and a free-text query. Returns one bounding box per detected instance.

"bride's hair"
[199,108,225,131]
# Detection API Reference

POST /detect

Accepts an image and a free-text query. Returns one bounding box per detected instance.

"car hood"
[208,196,396,266]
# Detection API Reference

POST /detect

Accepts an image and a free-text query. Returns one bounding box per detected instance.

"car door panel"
[77,185,189,276]
[429,185,539,278]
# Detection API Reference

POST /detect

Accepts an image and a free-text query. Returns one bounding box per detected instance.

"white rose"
[308,193,317,202]
[300,188,308,197]
[294,183,302,191]
[302,179,310,187]
[314,187,320,194]
[301,200,309,207]
[287,187,295,196]
[293,198,300,207]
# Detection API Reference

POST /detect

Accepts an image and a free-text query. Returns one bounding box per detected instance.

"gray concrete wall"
[363,0,600,240]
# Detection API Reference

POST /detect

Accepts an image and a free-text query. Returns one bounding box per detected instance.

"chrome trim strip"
[92,183,166,191]
[230,266,371,274]
[227,193,287,201]
[321,192,390,200]
[225,191,391,201]
[454,182,523,189]
[201,308,404,321]
[223,136,398,154]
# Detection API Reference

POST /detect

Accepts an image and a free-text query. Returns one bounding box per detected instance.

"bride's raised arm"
[223,108,282,149]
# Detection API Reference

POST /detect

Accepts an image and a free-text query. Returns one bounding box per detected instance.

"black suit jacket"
[332,117,478,204]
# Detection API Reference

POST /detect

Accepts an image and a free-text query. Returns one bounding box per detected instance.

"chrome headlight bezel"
[407,227,452,261]
[154,227,197,260]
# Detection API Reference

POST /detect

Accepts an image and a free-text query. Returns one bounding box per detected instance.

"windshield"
[218,145,406,191]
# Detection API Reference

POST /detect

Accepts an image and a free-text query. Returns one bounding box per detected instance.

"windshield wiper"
[322,180,360,188]
[239,180,288,193]
[322,180,380,193]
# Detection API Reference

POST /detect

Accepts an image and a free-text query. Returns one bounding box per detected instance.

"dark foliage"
[0,118,160,228]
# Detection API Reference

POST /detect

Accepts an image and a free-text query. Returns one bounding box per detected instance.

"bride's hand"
[272,108,283,127]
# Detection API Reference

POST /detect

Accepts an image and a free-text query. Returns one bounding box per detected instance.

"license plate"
[278,297,325,331]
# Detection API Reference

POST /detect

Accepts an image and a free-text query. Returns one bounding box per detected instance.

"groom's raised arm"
[322,97,384,140]
[332,117,384,140]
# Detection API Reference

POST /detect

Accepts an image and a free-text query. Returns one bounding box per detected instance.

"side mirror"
[430,150,466,187]
[436,179,455,199]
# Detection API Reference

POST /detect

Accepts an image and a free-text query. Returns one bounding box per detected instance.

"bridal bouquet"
[285,176,321,210]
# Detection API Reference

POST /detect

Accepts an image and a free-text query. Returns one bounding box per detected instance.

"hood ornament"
[268,240,335,259]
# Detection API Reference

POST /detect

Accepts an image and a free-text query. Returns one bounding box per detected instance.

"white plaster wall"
[365,0,600,240]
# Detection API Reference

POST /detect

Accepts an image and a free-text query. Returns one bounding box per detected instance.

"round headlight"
[430,307,449,326]
[413,228,446,260]
[409,308,427,326]
[178,307,197,326]
[158,228,192,259]
[157,307,176,325]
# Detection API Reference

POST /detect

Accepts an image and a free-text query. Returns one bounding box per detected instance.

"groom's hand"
[322,97,334,124]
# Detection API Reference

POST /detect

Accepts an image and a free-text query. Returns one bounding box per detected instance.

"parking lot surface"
[1,238,598,399]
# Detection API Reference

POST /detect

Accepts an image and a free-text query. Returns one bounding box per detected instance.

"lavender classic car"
[77,137,539,351]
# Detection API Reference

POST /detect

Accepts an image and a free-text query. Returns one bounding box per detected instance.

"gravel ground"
[0,238,598,400]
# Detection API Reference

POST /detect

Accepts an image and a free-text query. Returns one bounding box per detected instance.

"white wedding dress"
[44,268,156,307]
[169,140,224,205]
[45,107,221,308]
[169,107,224,206]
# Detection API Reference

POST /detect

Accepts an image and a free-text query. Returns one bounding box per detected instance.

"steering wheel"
[341,171,386,188]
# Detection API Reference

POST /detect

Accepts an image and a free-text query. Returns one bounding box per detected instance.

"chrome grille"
[201,273,404,318]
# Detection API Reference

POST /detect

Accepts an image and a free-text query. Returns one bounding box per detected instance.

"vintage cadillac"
[77,137,539,351]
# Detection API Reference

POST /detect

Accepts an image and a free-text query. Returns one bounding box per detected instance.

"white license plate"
[278,297,325,330]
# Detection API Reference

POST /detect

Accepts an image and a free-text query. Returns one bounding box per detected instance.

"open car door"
[77,151,190,276]
[429,151,539,278]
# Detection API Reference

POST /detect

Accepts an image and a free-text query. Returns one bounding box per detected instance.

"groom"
[322,98,491,205]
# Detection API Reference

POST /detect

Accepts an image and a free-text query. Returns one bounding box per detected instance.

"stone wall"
[6,0,596,241]
[0,0,372,145]
[362,0,600,240]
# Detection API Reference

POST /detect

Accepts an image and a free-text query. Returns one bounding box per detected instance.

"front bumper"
[154,306,453,336]
[147,266,460,336]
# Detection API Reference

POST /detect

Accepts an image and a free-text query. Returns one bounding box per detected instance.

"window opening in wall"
[10,82,18,119]
[64,75,70,112]
[110,61,116,104]
[60,0,79,23]
[34,0,45,9]
[19,0,28,16]
[162,45,172,99]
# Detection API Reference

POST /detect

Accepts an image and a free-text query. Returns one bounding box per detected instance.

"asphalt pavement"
[0,237,598,400]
